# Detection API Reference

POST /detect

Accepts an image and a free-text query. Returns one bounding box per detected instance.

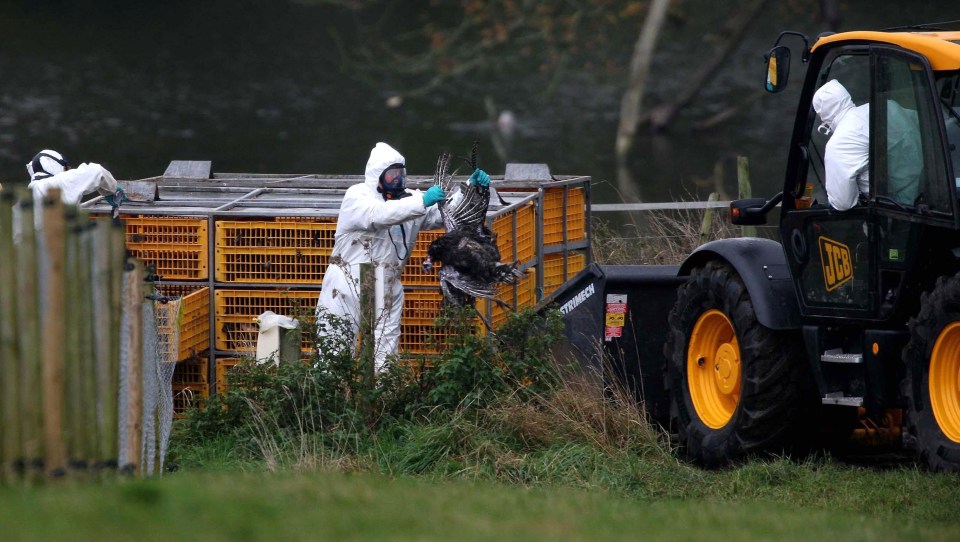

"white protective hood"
[364,141,404,193]
[813,80,870,210]
[813,79,855,134]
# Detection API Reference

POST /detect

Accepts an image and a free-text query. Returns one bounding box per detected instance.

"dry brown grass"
[592,208,740,265]
[483,363,671,461]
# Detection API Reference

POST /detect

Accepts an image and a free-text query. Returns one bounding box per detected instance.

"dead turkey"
[422,147,524,313]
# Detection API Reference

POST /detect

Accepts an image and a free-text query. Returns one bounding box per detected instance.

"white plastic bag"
[256,310,299,367]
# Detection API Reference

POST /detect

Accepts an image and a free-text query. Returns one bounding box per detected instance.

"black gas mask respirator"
[378,163,410,200]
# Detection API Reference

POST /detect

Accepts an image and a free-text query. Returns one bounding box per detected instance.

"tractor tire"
[902,272,960,472]
[664,260,810,468]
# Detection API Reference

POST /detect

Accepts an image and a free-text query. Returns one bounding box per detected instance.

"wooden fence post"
[78,222,97,467]
[357,263,376,408]
[1,195,133,481]
[0,190,19,481]
[698,192,720,246]
[64,208,82,469]
[92,220,113,466]
[106,219,125,466]
[42,191,67,477]
[16,192,42,477]
[119,259,144,475]
[737,156,758,238]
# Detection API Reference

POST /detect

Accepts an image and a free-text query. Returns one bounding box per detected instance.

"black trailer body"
[544,263,685,425]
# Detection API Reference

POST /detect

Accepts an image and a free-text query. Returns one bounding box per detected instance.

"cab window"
[875,53,951,214]
[936,71,960,190]
[805,52,871,207]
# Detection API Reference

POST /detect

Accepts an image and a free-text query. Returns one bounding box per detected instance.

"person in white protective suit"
[813,79,921,211]
[16,150,123,313]
[26,149,122,210]
[316,142,486,371]
[15,149,123,238]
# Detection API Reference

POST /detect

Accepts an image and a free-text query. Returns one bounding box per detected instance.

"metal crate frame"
[82,166,592,388]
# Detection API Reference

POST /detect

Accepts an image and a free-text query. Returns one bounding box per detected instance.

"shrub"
[173,305,570,458]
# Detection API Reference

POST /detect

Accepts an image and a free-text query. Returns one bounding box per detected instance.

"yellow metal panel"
[813,31,960,71]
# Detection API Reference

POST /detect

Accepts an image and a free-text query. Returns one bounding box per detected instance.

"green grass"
[0,467,958,542]
[6,309,959,540]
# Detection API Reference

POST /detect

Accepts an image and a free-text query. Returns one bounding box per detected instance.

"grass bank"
[1,468,958,541]
[4,296,959,540]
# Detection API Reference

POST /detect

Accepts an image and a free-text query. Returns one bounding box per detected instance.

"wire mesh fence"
[1,187,173,483]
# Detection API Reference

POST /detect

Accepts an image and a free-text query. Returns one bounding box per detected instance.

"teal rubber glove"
[422,185,445,207]
[106,187,126,218]
[469,168,490,187]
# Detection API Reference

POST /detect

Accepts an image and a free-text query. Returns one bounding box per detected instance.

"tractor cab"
[741,29,960,324]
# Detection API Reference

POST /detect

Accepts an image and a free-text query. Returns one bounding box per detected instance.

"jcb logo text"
[818,236,852,291]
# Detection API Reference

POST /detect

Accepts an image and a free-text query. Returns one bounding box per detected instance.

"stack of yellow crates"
[124,217,211,417]
[94,171,590,409]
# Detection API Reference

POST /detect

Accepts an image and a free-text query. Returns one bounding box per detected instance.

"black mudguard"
[680,238,801,330]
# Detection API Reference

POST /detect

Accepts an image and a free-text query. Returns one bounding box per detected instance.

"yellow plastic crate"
[482,269,537,329]
[215,357,242,395]
[543,187,586,245]
[215,218,337,284]
[172,382,209,419]
[171,356,209,418]
[124,216,209,280]
[491,200,536,264]
[400,289,453,354]
[399,289,486,355]
[215,289,317,353]
[155,285,210,361]
[543,251,588,298]
[403,229,444,286]
[172,356,209,387]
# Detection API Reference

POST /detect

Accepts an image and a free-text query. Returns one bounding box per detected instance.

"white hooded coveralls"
[813,80,870,211]
[316,142,454,370]
[28,162,118,205]
[813,79,921,211]
[16,158,118,237]
[17,157,119,314]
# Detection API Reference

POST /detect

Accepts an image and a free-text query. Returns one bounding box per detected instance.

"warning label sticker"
[605,313,625,326]
[604,294,627,341]
[606,302,627,314]
[604,326,623,340]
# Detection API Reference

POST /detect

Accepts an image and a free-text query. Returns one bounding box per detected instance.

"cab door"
[781,45,954,321]
[782,48,875,319]
[871,49,955,317]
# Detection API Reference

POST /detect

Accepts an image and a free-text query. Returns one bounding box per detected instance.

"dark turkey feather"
[423,145,523,311]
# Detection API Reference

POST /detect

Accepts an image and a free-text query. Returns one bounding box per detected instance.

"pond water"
[0,1,947,212]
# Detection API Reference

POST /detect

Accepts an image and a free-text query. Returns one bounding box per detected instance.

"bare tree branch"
[615,0,672,160]
[642,0,767,132]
